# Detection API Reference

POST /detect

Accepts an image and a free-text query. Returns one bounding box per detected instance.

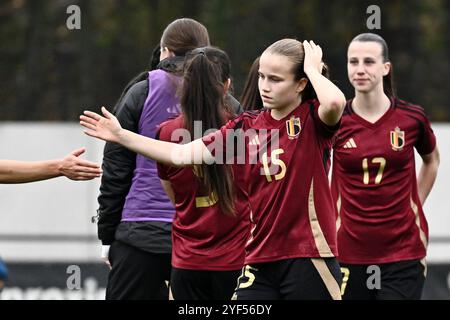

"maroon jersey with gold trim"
[331,98,436,264]
[202,99,339,264]
[157,115,250,271]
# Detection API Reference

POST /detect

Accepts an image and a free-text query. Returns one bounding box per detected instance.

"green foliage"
[0,0,448,121]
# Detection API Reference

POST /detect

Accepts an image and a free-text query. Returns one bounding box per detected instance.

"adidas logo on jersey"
[249,135,261,146]
[343,138,357,149]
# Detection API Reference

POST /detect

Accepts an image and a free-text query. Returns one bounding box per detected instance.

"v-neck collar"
[348,96,395,129]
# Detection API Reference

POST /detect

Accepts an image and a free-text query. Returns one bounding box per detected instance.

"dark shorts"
[171,267,241,300]
[234,257,342,300]
[106,240,171,300]
[340,259,426,300]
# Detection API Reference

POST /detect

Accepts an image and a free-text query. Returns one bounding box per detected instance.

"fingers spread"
[303,40,310,50]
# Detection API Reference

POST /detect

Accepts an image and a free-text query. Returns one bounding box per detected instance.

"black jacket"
[97,79,147,245]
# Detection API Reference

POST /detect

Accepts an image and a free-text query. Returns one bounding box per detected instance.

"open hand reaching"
[80,107,123,143]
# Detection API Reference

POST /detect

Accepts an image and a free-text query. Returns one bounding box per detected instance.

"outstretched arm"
[303,40,346,126]
[418,146,440,204]
[80,107,212,166]
[0,147,102,184]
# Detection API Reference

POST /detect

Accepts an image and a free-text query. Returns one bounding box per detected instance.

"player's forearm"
[305,69,346,125]
[0,159,61,183]
[116,129,205,166]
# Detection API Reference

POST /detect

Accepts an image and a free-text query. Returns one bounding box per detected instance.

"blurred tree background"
[0,0,448,121]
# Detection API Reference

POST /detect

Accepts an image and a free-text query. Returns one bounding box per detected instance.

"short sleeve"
[202,117,241,163]
[156,122,176,180]
[415,112,437,155]
[309,98,341,139]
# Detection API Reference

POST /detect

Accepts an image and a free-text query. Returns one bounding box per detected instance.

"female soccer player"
[157,46,250,300]
[331,33,440,300]
[80,38,346,300]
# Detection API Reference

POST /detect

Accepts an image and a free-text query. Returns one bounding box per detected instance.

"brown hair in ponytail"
[181,47,235,216]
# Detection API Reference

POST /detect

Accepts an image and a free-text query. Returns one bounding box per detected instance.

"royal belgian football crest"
[390,127,405,151]
[286,116,301,139]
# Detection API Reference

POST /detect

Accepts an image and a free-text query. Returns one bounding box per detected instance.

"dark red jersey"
[157,116,250,271]
[331,98,436,264]
[202,99,339,264]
